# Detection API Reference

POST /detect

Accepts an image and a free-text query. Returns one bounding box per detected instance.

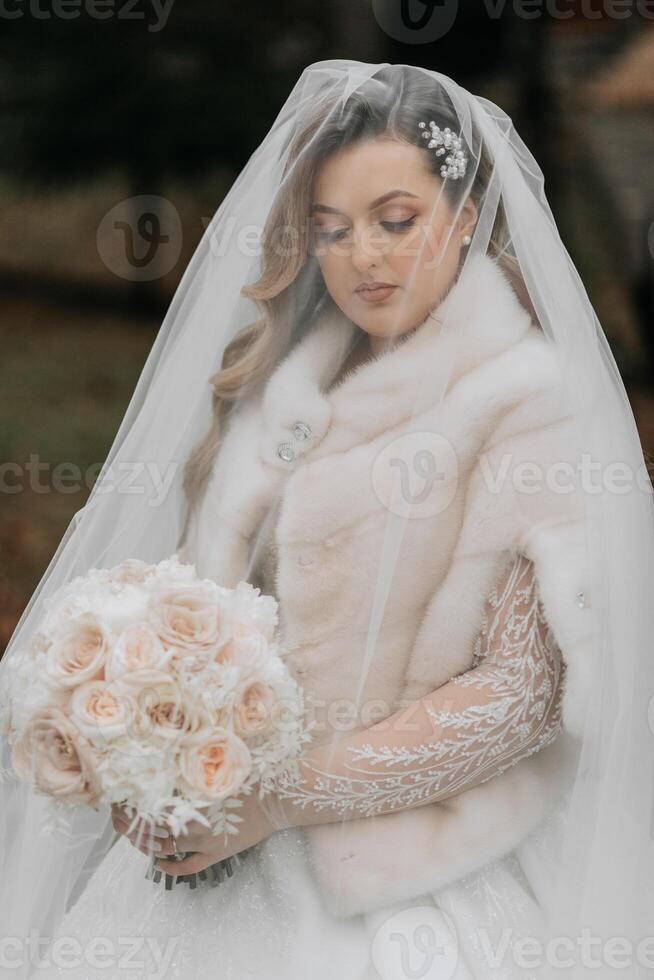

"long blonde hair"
[180,67,537,544]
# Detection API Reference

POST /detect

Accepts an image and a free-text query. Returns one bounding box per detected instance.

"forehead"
[312,138,436,209]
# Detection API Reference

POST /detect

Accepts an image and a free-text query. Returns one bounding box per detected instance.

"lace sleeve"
[265,552,567,829]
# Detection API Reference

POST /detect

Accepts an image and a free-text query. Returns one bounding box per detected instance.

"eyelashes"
[313,215,417,243]
[380,217,417,233]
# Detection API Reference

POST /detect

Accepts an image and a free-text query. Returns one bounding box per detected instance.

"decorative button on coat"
[277,421,313,461]
[277,442,295,462]
[293,421,312,440]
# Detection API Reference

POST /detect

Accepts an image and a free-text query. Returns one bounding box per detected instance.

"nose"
[350,224,383,274]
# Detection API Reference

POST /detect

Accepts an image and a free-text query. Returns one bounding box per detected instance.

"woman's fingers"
[111,808,173,847]
[110,804,207,859]
[155,851,216,876]
[120,826,197,857]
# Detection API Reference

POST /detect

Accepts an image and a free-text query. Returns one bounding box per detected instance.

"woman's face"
[310,137,477,347]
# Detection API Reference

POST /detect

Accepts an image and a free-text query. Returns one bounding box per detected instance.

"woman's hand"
[111,790,277,876]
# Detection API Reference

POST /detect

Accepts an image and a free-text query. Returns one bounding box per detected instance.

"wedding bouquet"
[0,556,313,889]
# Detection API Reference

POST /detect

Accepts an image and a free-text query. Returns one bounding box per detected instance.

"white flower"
[230,580,279,642]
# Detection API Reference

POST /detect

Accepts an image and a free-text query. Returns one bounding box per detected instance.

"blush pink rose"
[45,614,110,689]
[70,680,135,742]
[233,679,275,737]
[105,623,168,682]
[12,707,100,805]
[217,620,268,666]
[146,686,213,743]
[150,582,231,655]
[111,671,211,743]
[178,728,251,801]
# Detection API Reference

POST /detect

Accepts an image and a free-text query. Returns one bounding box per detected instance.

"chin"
[359,311,416,340]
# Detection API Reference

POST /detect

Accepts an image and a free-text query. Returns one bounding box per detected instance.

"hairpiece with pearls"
[418,121,467,180]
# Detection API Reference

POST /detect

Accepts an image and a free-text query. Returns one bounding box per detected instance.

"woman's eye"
[380,216,417,233]
[314,227,349,243]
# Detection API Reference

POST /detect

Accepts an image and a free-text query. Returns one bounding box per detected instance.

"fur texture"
[180,253,597,917]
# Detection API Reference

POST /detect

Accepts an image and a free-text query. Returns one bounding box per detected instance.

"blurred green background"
[1,0,653,652]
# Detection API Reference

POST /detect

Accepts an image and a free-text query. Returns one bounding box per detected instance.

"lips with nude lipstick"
[354,281,398,303]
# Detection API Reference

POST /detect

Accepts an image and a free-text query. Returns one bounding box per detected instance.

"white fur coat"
[180,252,597,918]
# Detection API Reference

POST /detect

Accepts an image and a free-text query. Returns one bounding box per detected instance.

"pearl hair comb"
[418,121,467,180]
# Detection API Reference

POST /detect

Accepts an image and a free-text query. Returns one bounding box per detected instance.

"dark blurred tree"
[0,0,336,185]
[0,0,339,312]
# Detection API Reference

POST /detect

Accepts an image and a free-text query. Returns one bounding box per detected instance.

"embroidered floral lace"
[256,548,566,830]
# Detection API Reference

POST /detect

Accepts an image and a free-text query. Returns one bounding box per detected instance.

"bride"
[1,61,654,980]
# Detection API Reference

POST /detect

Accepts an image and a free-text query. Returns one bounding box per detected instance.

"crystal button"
[277,442,295,462]
[292,421,312,441]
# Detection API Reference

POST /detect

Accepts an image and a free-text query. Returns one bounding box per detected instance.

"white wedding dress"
[34,526,572,980]
[34,804,568,980]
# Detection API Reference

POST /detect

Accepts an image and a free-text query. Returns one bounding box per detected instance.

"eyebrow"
[310,189,419,215]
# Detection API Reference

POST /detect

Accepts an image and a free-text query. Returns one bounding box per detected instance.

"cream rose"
[178,728,251,801]
[150,583,231,654]
[147,687,213,743]
[45,614,110,688]
[105,623,169,682]
[218,620,268,666]
[112,670,210,743]
[233,679,275,737]
[11,707,100,804]
[70,680,135,742]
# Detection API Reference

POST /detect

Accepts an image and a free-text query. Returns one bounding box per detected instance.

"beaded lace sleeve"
[265,552,567,829]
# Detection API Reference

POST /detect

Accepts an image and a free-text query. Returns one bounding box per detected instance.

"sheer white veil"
[1,59,653,979]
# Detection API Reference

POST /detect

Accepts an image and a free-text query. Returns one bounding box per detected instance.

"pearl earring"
[462,234,472,246]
